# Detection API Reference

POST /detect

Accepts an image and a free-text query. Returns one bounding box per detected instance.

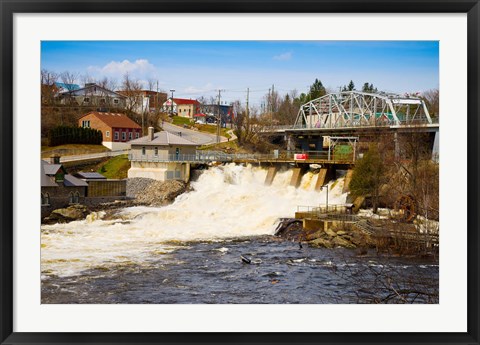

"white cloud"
[183,83,215,94]
[87,59,159,80]
[273,52,292,61]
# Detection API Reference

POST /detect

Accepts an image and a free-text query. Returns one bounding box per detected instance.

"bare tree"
[121,73,143,114]
[422,89,439,119]
[41,69,58,105]
[60,71,79,91]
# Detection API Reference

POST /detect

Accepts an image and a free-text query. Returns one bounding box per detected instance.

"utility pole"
[169,89,175,115]
[246,87,250,131]
[216,89,224,143]
[271,84,275,125]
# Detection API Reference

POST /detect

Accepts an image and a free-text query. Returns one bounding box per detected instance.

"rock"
[332,236,357,249]
[47,204,90,223]
[126,178,155,198]
[324,228,337,238]
[308,238,333,249]
[135,180,187,206]
[305,230,323,241]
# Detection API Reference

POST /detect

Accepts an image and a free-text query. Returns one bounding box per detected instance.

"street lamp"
[169,89,175,115]
[321,184,329,213]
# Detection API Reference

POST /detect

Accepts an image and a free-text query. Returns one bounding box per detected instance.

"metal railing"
[58,150,128,163]
[129,150,355,164]
[261,117,439,132]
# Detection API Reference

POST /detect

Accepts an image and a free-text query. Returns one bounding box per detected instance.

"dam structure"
[128,91,438,189]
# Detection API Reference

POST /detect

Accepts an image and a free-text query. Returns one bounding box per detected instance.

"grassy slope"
[41,144,109,158]
[97,154,130,179]
[193,124,231,139]
[171,116,193,126]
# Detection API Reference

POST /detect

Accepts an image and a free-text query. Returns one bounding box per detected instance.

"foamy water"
[41,164,348,277]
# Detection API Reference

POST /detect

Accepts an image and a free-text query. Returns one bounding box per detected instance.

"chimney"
[148,127,154,141]
[50,154,61,164]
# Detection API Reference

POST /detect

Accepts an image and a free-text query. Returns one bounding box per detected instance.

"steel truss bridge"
[264,91,439,133]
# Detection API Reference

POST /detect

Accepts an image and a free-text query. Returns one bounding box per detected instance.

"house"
[57,83,127,108]
[54,82,81,93]
[78,111,142,150]
[116,90,168,114]
[128,127,197,181]
[41,157,128,220]
[199,103,234,126]
[41,157,89,218]
[162,98,200,118]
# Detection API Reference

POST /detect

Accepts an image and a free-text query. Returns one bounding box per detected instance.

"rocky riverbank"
[275,218,368,251]
[42,178,189,224]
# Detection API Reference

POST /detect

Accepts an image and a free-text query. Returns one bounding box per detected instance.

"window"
[81,120,90,128]
[106,131,110,138]
[122,132,126,141]
[154,147,158,156]
[129,132,132,140]
[41,193,50,206]
[100,98,106,104]
[69,192,74,204]
[74,192,80,203]
[142,146,146,155]
[136,133,139,139]
[114,132,119,140]
[83,97,90,103]
[113,99,119,104]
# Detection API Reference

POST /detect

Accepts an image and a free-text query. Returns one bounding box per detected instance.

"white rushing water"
[41,164,348,277]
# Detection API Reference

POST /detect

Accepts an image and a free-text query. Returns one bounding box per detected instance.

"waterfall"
[41,164,348,277]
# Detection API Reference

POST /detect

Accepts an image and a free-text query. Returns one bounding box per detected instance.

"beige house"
[128,127,198,181]
[162,98,200,118]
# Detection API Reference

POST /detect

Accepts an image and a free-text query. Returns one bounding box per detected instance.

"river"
[41,164,439,304]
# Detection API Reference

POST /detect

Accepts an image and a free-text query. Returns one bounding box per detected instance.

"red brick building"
[78,111,142,150]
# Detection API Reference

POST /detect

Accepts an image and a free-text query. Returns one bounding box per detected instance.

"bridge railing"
[262,117,439,132]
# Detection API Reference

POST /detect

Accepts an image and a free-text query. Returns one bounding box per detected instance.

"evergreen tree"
[307,78,326,101]
[349,144,387,213]
[347,80,355,91]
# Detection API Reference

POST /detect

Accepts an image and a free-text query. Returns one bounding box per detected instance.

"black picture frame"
[1,1,479,344]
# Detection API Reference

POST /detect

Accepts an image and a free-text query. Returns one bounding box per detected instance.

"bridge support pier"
[290,167,306,188]
[264,166,278,186]
[314,168,333,191]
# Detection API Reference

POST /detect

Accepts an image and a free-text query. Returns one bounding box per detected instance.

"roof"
[60,84,126,98]
[41,160,62,176]
[172,98,200,105]
[41,173,58,187]
[55,82,81,91]
[75,172,106,180]
[129,131,197,146]
[79,112,141,129]
[64,175,89,187]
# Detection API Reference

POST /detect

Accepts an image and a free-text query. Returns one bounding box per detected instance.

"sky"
[41,41,439,108]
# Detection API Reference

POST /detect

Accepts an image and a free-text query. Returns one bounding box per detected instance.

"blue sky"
[41,41,439,107]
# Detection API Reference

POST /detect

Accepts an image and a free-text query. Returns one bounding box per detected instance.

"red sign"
[294,153,308,160]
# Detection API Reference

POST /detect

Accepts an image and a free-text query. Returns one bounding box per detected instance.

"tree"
[347,80,355,91]
[422,89,439,118]
[362,82,378,93]
[41,69,58,105]
[307,78,326,101]
[349,144,388,213]
[60,71,79,91]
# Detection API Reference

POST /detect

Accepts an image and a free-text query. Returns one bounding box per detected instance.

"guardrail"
[129,150,355,164]
[59,150,129,163]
